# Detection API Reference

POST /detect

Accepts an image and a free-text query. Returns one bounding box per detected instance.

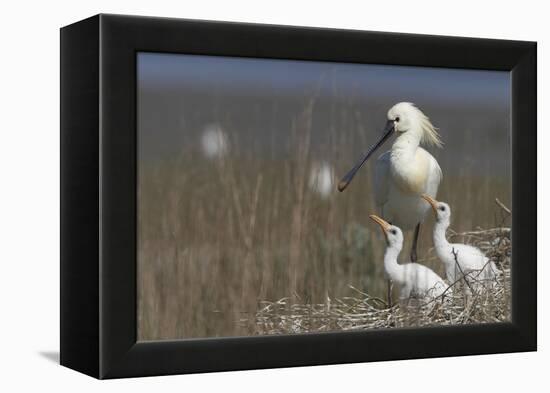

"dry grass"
[252,224,511,334]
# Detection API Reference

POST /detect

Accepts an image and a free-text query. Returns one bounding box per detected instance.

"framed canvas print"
[60,14,536,379]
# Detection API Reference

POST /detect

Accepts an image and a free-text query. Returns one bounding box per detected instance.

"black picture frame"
[60,14,536,379]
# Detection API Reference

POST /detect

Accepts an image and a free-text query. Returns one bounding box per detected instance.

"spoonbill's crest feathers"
[388,102,443,148]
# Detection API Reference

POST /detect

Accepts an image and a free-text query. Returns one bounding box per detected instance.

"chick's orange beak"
[369,214,391,234]
[421,194,439,213]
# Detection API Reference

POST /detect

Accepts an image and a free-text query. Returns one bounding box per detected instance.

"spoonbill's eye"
[439,206,446,211]
[395,117,400,122]
[390,229,397,235]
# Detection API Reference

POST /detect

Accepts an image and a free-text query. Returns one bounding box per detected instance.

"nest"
[251,221,511,335]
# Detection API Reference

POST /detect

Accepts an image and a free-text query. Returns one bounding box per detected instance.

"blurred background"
[137,52,510,340]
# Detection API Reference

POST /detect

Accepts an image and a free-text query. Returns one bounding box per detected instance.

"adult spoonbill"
[421,195,501,284]
[369,215,449,304]
[338,103,443,262]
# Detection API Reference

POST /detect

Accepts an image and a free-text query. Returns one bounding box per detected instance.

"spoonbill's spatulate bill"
[422,195,501,284]
[338,103,443,262]
[369,215,449,302]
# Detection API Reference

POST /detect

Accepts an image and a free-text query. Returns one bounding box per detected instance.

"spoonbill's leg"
[410,223,421,262]
[386,279,393,308]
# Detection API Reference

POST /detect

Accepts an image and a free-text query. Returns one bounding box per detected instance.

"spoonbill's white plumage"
[422,195,501,284]
[338,103,442,261]
[369,215,449,303]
